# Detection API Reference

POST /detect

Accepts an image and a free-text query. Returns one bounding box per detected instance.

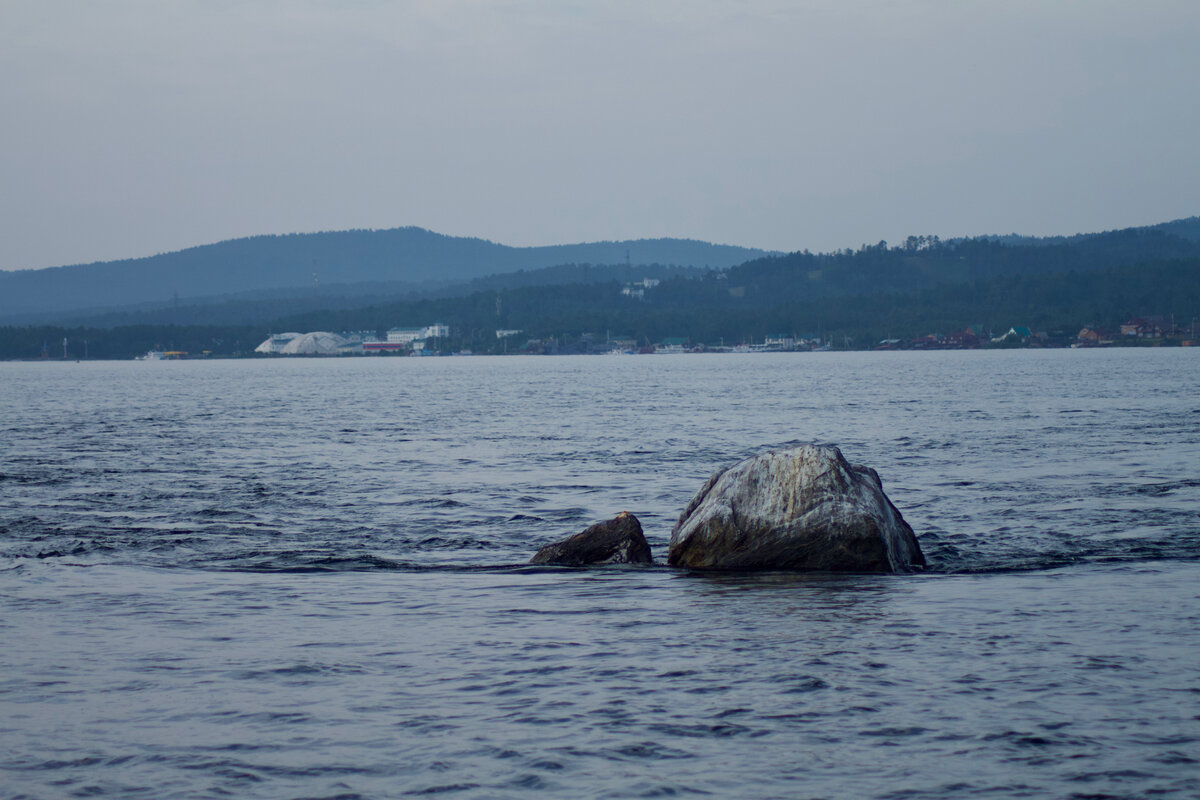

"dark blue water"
[2,351,1198,798]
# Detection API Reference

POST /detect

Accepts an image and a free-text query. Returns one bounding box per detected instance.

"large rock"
[530,512,654,566]
[668,445,925,572]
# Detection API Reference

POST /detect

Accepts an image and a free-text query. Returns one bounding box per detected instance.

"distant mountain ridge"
[0,227,774,320]
[963,216,1200,247]
[3,215,1199,358]
[3,216,1197,327]
[23,262,708,329]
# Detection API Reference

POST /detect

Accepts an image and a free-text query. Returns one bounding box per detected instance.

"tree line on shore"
[3,228,1199,359]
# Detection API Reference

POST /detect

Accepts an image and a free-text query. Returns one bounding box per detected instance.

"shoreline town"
[124,315,1200,360]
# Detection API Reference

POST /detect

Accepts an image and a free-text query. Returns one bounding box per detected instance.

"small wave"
[223,553,411,572]
[404,784,481,796]
[609,741,694,761]
[647,722,752,739]
[210,553,533,574]
[230,665,366,681]
[781,676,830,693]
[859,726,930,737]
[1128,479,1200,496]
[397,498,469,509]
[196,508,244,518]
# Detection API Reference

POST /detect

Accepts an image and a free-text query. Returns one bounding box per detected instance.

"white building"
[621,278,660,300]
[387,327,424,344]
[423,323,450,339]
[387,323,450,344]
[764,334,796,349]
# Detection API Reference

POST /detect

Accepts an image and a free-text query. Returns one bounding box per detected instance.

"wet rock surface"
[530,511,654,566]
[668,444,925,572]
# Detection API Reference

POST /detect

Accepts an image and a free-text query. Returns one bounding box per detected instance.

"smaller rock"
[530,512,653,566]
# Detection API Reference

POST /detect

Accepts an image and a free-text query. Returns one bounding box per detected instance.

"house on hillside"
[621,279,659,300]
[945,327,982,348]
[1120,317,1168,338]
[1075,326,1109,346]
[910,333,943,349]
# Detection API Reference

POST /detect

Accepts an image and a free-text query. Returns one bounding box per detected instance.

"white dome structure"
[278,331,348,355]
[254,332,302,354]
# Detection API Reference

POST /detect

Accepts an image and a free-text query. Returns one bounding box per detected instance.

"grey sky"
[2,0,1198,270]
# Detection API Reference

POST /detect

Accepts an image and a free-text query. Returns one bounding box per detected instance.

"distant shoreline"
[4,340,1198,364]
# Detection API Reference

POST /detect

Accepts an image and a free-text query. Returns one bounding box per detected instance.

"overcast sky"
[2,1,1198,270]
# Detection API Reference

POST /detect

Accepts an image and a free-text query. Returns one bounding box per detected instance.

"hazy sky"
[2,1,1198,270]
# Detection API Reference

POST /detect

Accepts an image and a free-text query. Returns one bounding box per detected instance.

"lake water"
[2,350,1198,799]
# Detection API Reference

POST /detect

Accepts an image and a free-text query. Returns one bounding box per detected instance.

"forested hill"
[956,216,1200,248]
[647,225,1200,308]
[0,227,773,319]
[4,219,1200,358]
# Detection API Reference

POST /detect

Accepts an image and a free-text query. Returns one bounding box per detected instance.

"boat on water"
[135,350,188,360]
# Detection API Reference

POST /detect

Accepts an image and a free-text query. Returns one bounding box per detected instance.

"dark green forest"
[266,256,1200,352]
[3,221,1199,359]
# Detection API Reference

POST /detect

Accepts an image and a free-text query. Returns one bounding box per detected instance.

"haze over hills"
[259,219,1199,348]
[0,227,774,322]
[28,262,710,329]
[1,216,1198,359]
